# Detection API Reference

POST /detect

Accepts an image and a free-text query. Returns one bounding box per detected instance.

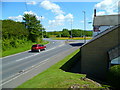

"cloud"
[49,14,65,26]
[50,14,65,26]
[8,11,45,22]
[80,20,84,23]
[24,11,35,15]
[96,11,106,15]
[91,11,106,18]
[40,0,64,15]
[27,1,37,5]
[24,11,45,20]
[40,0,74,27]
[48,13,73,26]
[49,20,64,26]
[94,0,119,15]
[65,13,74,21]
[8,15,23,22]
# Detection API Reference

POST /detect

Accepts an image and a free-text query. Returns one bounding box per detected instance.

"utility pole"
[71,18,73,38]
[83,11,86,43]
[41,16,43,38]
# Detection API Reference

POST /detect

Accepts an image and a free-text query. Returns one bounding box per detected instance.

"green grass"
[17,49,101,88]
[2,40,49,57]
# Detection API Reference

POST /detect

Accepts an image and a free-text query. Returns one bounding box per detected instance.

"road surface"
[1,39,86,88]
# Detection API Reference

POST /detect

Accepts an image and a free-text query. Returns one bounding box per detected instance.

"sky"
[2,0,120,32]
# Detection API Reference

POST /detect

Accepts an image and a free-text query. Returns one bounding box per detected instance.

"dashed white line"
[1,50,30,59]
[1,41,51,59]
[16,53,39,62]
[1,41,66,86]
[5,43,63,63]
[0,55,55,86]
[1,43,66,86]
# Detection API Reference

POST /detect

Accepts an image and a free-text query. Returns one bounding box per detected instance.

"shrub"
[107,65,120,88]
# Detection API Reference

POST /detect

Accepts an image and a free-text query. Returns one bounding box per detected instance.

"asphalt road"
[1,39,85,88]
[2,39,65,80]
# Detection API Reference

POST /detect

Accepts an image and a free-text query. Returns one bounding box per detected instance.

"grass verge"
[2,40,49,57]
[17,49,101,88]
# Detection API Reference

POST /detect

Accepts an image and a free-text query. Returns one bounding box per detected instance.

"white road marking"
[1,50,30,59]
[1,43,68,86]
[1,41,51,59]
[1,41,66,86]
[3,43,65,63]
[1,43,65,81]
[16,53,39,62]
[0,54,57,86]
[1,43,65,69]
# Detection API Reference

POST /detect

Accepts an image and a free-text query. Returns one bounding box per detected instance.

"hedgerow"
[2,20,29,51]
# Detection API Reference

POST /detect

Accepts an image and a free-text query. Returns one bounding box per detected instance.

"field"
[53,37,92,40]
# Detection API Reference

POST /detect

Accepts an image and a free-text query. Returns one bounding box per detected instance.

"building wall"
[80,26,119,80]
[93,15,119,26]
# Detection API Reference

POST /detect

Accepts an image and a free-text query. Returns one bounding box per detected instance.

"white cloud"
[49,14,64,26]
[80,20,84,23]
[55,14,73,21]
[94,0,119,15]
[49,20,64,26]
[48,13,73,26]
[24,11,45,20]
[27,1,37,5]
[40,0,64,15]
[96,11,106,15]
[92,11,106,18]
[55,14,65,20]
[40,0,74,26]
[95,0,112,9]
[37,16,45,20]
[65,13,74,21]
[24,11,35,15]
[8,15,23,22]
[8,11,45,22]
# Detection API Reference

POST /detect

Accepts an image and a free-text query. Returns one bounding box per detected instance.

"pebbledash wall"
[79,25,120,80]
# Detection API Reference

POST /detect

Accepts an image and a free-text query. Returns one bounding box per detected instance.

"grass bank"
[2,40,49,57]
[17,49,101,88]
[52,37,92,40]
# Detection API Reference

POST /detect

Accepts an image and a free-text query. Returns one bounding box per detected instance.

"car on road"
[31,44,46,52]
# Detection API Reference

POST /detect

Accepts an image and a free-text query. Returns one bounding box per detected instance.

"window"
[32,45,37,47]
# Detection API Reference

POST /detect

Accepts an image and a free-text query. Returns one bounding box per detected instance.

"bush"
[107,65,120,88]
[44,34,50,38]
[2,20,29,51]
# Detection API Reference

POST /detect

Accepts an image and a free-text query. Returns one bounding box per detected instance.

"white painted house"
[93,9,120,37]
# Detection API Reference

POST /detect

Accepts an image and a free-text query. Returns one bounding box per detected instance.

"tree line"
[46,28,93,38]
[2,14,44,51]
[2,13,93,51]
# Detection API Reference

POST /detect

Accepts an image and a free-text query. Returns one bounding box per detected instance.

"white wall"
[93,25,113,37]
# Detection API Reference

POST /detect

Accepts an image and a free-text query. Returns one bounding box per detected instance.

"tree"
[61,29,70,37]
[2,20,29,51]
[71,29,81,37]
[85,30,93,37]
[23,14,43,42]
[2,20,28,39]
